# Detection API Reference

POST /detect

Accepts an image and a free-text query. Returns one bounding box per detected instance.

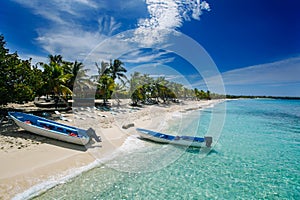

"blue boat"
[136,128,212,148]
[8,112,90,145]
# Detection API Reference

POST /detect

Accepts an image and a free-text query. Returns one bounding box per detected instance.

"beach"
[0,99,222,199]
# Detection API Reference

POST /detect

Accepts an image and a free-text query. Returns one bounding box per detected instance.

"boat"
[34,96,68,108]
[136,128,212,148]
[8,112,90,145]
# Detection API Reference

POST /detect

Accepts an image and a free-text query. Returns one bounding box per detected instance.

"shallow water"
[31,99,300,199]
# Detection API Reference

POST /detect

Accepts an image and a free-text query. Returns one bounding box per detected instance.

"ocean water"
[28,99,299,199]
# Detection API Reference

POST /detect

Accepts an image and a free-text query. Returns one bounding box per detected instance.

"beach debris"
[55,111,72,122]
[74,115,86,120]
[86,107,95,113]
[122,123,134,129]
[97,113,107,117]
[54,110,64,116]
[85,114,96,119]
[96,106,111,112]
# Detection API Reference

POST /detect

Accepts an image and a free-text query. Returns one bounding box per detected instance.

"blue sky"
[1,0,300,96]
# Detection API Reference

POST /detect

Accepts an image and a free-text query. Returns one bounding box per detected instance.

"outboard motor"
[87,128,101,142]
[204,136,213,147]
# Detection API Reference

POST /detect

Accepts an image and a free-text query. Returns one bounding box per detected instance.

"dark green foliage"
[38,55,73,99]
[95,74,115,102]
[0,35,43,105]
[129,73,180,105]
[110,59,127,83]
[194,88,211,100]
[0,35,91,105]
[94,59,127,103]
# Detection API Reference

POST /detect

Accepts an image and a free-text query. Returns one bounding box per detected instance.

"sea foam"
[12,135,146,200]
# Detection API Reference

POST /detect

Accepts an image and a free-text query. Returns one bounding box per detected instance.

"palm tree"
[109,59,127,84]
[206,90,211,100]
[155,76,169,103]
[94,61,114,104]
[112,83,128,106]
[38,55,72,102]
[96,74,115,104]
[129,72,141,97]
[96,61,110,75]
[105,59,128,102]
[183,88,191,99]
[49,54,63,65]
[131,85,146,106]
[69,61,95,100]
[67,61,89,91]
[168,82,183,101]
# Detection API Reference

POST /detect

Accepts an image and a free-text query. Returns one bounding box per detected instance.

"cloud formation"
[13,0,210,65]
[222,57,300,85]
[134,0,210,45]
[12,0,124,62]
[13,0,98,24]
[192,56,300,96]
[120,49,175,64]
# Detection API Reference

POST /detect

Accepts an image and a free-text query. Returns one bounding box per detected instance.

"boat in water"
[136,128,212,148]
[8,112,90,145]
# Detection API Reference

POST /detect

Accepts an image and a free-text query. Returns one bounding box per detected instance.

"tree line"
[0,34,89,105]
[0,35,215,107]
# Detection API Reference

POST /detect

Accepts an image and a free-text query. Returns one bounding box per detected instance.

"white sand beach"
[0,99,223,199]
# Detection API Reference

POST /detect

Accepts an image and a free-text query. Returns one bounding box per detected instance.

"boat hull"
[136,128,211,148]
[9,112,89,146]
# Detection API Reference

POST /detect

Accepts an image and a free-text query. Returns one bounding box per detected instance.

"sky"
[0,0,300,97]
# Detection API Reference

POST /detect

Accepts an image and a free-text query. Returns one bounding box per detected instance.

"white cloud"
[12,0,146,64]
[12,0,125,62]
[13,0,99,23]
[222,57,300,85]
[200,1,211,12]
[33,17,123,63]
[121,49,174,64]
[134,0,210,45]
[35,27,109,61]
[12,0,211,68]
[97,16,122,36]
[72,0,98,8]
[191,57,300,96]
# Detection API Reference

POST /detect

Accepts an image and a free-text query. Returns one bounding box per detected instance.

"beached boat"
[136,128,212,148]
[8,112,90,145]
[34,96,68,108]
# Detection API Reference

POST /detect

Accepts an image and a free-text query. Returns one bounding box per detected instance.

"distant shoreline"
[226,95,300,100]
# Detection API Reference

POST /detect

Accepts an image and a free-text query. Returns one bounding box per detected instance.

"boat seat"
[37,120,78,133]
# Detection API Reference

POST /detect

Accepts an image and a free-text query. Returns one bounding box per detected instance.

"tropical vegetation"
[0,34,216,107]
[0,35,43,105]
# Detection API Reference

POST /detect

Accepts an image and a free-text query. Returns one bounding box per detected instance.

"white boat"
[34,96,67,108]
[8,112,90,145]
[136,128,212,148]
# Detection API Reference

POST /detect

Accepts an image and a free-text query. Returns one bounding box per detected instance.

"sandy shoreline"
[0,99,224,199]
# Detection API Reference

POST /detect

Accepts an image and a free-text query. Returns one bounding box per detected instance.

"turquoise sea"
[25,99,299,199]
